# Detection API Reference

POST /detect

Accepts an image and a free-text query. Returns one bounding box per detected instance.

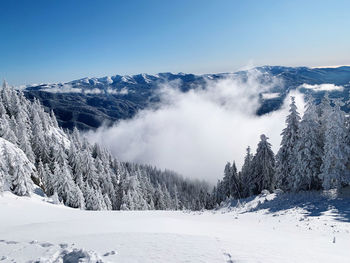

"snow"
[141,73,152,84]
[47,127,71,149]
[0,138,35,171]
[121,75,137,84]
[0,190,349,262]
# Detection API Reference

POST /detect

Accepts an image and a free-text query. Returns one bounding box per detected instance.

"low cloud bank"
[299,83,343,92]
[86,70,304,184]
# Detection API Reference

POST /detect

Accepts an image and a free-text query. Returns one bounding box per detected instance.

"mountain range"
[23,66,350,130]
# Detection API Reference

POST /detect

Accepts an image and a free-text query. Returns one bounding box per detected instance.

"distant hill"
[23,66,350,130]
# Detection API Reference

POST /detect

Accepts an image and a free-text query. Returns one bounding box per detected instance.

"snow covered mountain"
[23,66,350,130]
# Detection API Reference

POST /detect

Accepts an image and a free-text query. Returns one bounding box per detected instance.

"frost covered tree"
[221,162,232,198]
[276,96,300,191]
[10,154,33,196]
[292,96,323,191]
[240,146,253,197]
[250,134,275,195]
[320,99,350,190]
[229,162,241,199]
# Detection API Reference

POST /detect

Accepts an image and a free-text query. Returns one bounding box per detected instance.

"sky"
[1,0,349,85]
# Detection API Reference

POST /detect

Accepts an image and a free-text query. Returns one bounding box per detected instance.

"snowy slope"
[0,190,349,262]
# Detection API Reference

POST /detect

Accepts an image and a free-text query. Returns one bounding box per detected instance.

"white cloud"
[106,87,129,95]
[299,83,343,92]
[83,88,102,94]
[42,84,82,93]
[86,70,305,184]
[261,92,280,99]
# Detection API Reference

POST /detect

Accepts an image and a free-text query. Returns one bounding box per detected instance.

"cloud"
[42,84,82,93]
[299,83,343,92]
[261,92,280,99]
[83,88,102,94]
[86,70,305,184]
[106,87,129,95]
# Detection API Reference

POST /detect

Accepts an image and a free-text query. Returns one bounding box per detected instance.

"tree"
[240,146,253,197]
[221,162,232,199]
[293,96,322,191]
[275,96,300,191]
[154,184,166,210]
[320,100,350,189]
[229,162,241,199]
[250,134,275,195]
[11,155,33,196]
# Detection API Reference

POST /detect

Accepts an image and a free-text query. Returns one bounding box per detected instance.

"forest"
[215,95,350,204]
[0,82,211,210]
[0,81,349,211]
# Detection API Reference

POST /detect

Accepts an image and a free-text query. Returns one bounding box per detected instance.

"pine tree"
[229,162,241,199]
[276,96,300,191]
[11,155,33,196]
[240,146,253,197]
[154,184,166,210]
[293,96,322,191]
[320,99,350,189]
[250,134,275,195]
[222,162,232,199]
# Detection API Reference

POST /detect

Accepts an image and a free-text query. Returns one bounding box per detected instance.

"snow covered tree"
[320,99,350,190]
[221,162,232,199]
[275,96,300,191]
[56,162,84,208]
[0,116,17,144]
[10,155,33,196]
[154,184,166,210]
[250,134,275,195]
[240,146,253,197]
[292,96,323,191]
[229,162,241,199]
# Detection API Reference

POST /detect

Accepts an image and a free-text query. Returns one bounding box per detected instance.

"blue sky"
[1,0,349,85]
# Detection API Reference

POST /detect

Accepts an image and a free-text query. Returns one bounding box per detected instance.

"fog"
[86,70,305,184]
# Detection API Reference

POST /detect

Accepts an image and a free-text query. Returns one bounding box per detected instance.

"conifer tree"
[240,146,253,197]
[293,96,322,191]
[320,99,350,189]
[250,134,275,195]
[11,155,33,196]
[276,96,300,191]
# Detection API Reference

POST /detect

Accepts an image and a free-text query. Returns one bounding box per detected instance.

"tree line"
[214,95,350,204]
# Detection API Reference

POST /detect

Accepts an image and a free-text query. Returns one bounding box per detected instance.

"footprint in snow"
[5,241,18,245]
[103,250,117,257]
[223,252,235,263]
[39,242,54,248]
[59,243,69,249]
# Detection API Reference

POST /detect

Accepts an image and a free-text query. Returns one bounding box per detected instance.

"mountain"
[22,66,350,130]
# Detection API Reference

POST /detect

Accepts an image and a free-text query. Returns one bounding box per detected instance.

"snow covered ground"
[0,189,349,263]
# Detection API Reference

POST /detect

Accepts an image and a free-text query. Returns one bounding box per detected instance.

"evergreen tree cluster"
[0,82,211,210]
[214,95,350,204]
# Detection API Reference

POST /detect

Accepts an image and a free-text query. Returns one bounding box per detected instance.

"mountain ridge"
[22,66,350,130]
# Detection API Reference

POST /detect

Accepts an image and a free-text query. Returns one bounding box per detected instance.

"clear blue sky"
[1,0,349,85]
